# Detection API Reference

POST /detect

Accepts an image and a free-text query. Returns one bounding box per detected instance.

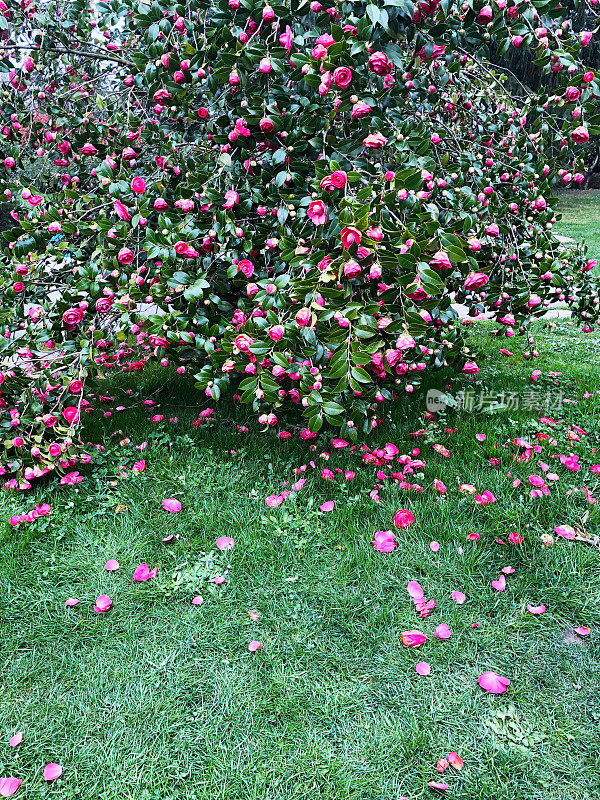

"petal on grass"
[43,764,62,782]
[526,604,546,615]
[448,752,463,771]
[574,626,590,636]
[216,536,235,551]
[415,662,431,676]
[0,778,22,797]
[8,733,22,748]
[434,623,451,640]
[478,671,510,694]
[162,498,182,513]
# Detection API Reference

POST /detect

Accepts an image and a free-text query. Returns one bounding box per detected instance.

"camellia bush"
[0,0,599,487]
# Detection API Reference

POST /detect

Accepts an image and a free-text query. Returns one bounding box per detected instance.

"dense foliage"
[0,0,599,486]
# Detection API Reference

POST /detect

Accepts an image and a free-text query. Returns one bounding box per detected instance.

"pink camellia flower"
[43,763,62,782]
[393,509,415,528]
[434,623,451,639]
[94,594,112,613]
[63,406,80,424]
[117,247,135,264]
[463,361,480,375]
[526,604,546,615]
[571,126,589,143]
[133,563,157,582]
[222,189,239,209]
[268,325,284,342]
[216,536,235,550]
[62,308,84,326]
[368,51,392,75]
[340,226,362,249]
[162,497,182,513]
[105,559,119,571]
[415,661,431,676]
[343,260,361,279]
[429,250,452,270]
[351,101,371,119]
[401,630,427,647]
[363,132,388,148]
[248,640,263,652]
[332,66,352,87]
[464,272,489,289]
[478,671,510,694]
[0,778,22,796]
[307,200,327,225]
[114,199,131,221]
[130,176,146,194]
[477,4,493,22]
[451,591,466,604]
[372,530,397,553]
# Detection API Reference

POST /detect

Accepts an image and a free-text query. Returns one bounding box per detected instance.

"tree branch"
[5,43,133,68]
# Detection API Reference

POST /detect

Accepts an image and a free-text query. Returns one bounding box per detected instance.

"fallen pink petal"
[372,530,397,553]
[491,574,506,592]
[526,604,546,615]
[216,536,235,551]
[554,524,576,540]
[0,778,22,797]
[415,661,431,676]
[319,501,334,512]
[191,596,204,605]
[94,594,112,613]
[43,763,63,781]
[451,591,466,604]
[574,626,590,636]
[429,541,440,552]
[65,598,79,607]
[427,782,449,791]
[248,640,263,652]
[162,497,182,513]
[448,752,463,771]
[401,630,427,648]
[434,623,452,640]
[104,559,119,571]
[478,671,510,694]
[132,563,157,582]
[8,733,22,748]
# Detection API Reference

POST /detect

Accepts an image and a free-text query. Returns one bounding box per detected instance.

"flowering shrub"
[0,0,599,486]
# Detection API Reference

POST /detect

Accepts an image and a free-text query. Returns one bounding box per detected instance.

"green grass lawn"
[1,319,599,800]
[555,189,600,262]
